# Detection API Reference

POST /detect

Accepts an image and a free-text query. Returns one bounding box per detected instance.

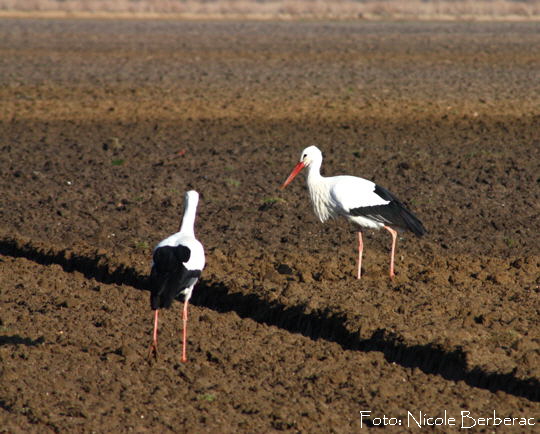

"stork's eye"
[302,154,307,159]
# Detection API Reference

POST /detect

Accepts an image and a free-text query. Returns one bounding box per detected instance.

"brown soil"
[1,18,539,433]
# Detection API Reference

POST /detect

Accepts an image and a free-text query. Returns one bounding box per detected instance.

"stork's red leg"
[148,309,159,359]
[357,231,363,280]
[181,299,189,363]
[384,226,397,279]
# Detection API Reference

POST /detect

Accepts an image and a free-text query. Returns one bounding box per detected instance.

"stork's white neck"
[179,195,198,236]
[306,158,323,183]
[305,159,336,223]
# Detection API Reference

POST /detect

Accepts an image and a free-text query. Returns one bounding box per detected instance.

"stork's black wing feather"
[349,184,426,236]
[152,245,191,273]
[150,245,201,310]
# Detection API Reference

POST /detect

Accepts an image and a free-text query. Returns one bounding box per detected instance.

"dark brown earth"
[1,18,539,432]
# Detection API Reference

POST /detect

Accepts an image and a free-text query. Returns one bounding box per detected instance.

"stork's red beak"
[281,162,305,189]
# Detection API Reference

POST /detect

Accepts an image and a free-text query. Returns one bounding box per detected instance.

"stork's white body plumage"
[307,173,389,228]
[282,146,426,279]
[148,190,205,362]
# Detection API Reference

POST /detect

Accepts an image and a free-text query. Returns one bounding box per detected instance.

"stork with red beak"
[281,146,426,279]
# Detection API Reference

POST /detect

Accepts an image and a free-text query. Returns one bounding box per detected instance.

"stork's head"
[280,146,322,189]
[298,146,322,168]
[184,190,199,202]
[184,190,199,207]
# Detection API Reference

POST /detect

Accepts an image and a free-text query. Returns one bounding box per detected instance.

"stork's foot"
[148,342,158,361]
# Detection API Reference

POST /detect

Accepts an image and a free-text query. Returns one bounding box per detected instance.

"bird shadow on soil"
[0,335,45,347]
[1,236,539,403]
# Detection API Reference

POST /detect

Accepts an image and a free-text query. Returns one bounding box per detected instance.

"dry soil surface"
[1,18,539,433]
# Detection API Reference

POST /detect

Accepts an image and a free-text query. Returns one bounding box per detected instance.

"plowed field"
[1,18,539,432]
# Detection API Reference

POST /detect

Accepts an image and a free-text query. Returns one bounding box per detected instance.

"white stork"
[148,190,205,362]
[281,146,425,279]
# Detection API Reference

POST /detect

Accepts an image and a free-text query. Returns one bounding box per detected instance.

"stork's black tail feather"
[398,204,426,237]
[150,269,183,309]
[372,184,426,236]
[350,184,427,236]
